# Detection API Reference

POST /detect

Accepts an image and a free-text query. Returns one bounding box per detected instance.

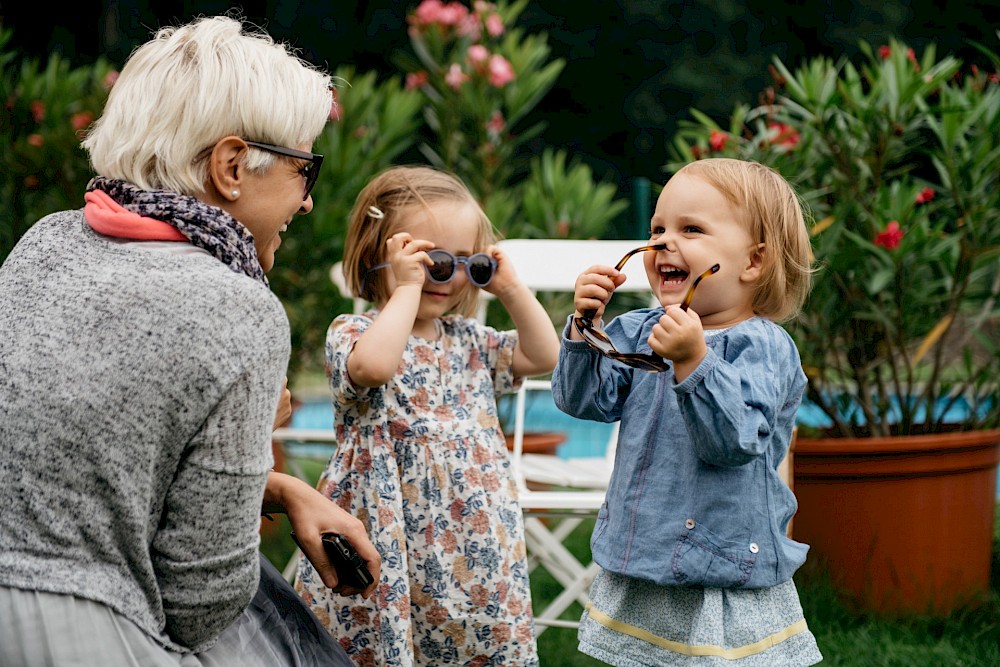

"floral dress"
[295,312,539,667]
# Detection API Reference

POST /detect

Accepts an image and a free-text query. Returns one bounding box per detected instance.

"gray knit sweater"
[0,211,289,652]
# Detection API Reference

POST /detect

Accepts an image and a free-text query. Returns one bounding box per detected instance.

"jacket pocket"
[671,521,757,588]
[591,502,610,546]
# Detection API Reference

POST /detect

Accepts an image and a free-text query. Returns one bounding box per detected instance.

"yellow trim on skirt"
[585,603,809,660]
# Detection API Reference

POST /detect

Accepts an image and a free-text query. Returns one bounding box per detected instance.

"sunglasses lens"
[426,250,456,283]
[466,254,495,287]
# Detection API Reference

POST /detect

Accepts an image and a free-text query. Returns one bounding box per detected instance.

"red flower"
[102,70,119,90]
[30,100,45,123]
[878,45,892,59]
[709,130,728,152]
[768,122,800,149]
[915,187,935,205]
[27,133,44,147]
[875,221,904,249]
[405,70,429,90]
[71,111,94,132]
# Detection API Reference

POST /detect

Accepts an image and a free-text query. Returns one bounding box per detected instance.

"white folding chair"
[486,238,655,632]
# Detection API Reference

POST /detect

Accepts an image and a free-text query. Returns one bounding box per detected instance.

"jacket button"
[749,543,759,553]
[685,519,695,529]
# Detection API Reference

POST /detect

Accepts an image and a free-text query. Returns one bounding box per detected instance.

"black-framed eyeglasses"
[573,244,720,372]
[366,249,498,289]
[245,140,324,201]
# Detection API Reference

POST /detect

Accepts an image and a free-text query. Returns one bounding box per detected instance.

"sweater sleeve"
[150,352,283,650]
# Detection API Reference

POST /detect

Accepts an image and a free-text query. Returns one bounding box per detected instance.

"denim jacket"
[552,310,809,589]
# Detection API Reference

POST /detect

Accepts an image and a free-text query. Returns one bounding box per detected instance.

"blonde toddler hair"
[676,158,813,322]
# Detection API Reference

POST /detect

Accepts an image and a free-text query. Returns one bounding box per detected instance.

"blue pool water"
[291,391,829,460]
[290,392,1000,498]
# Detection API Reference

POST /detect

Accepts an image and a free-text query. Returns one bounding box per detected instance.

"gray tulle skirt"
[0,554,350,667]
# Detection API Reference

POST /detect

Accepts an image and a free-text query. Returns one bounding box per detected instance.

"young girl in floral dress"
[295,165,558,666]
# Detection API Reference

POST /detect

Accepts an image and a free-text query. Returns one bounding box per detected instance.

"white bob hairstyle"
[83,15,333,195]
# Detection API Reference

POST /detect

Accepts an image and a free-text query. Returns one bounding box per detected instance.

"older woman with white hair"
[0,15,378,666]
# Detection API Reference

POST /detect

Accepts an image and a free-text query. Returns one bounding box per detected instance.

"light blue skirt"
[578,569,823,666]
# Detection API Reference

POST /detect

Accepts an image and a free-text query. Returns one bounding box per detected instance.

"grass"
[263,455,1000,666]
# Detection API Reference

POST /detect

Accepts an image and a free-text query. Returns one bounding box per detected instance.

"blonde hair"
[82,14,332,194]
[675,158,814,322]
[343,165,497,318]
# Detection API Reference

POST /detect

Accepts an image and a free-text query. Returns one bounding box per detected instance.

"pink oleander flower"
[30,100,45,123]
[329,89,341,122]
[456,14,481,39]
[875,221,904,249]
[71,111,94,132]
[487,54,514,88]
[413,0,469,27]
[445,63,469,89]
[915,187,935,205]
[485,13,504,37]
[103,70,119,90]
[768,122,800,149]
[467,44,489,66]
[405,70,429,90]
[709,130,728,151]
[487,55,514,88]
[27,133,44,147]
[486,110,505,133]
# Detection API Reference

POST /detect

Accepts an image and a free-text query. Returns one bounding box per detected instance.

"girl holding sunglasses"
[552,159,822,666]
[295,165,558,666]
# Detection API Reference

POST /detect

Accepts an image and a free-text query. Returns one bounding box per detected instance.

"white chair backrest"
[491,239,652,492]
[330,262,366,314]
[493,238,653,293]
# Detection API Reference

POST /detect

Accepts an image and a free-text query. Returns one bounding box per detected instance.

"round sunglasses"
[366,249,497,289]
[574,244,720,372]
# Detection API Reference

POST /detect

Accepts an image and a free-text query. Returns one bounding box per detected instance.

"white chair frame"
[484,239,657,633]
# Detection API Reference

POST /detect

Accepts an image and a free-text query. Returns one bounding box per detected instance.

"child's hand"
[648,306,707,381]
[573,265,627,323]
[481,244,521,299]
[384,233,434,288]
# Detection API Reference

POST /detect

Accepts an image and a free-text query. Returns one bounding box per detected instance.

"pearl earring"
[231,190,240,199]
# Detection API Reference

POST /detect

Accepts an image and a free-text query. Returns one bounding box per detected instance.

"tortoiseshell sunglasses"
[573,244,720,372]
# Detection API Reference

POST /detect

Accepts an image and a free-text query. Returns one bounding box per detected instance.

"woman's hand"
[263,472,380,598]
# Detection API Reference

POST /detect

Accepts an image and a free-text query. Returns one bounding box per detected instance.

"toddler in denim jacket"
[553,158,823,666]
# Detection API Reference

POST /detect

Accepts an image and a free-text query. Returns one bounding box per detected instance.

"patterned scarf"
[86,177,267,286]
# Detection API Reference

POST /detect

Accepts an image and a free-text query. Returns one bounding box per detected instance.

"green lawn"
[264,456,1000,666]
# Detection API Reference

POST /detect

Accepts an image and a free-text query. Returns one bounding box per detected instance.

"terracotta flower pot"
[504,431,567,456]
[792,427,1000,616]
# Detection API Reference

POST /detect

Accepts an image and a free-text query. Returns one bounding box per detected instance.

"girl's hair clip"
[368,205,385,220]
